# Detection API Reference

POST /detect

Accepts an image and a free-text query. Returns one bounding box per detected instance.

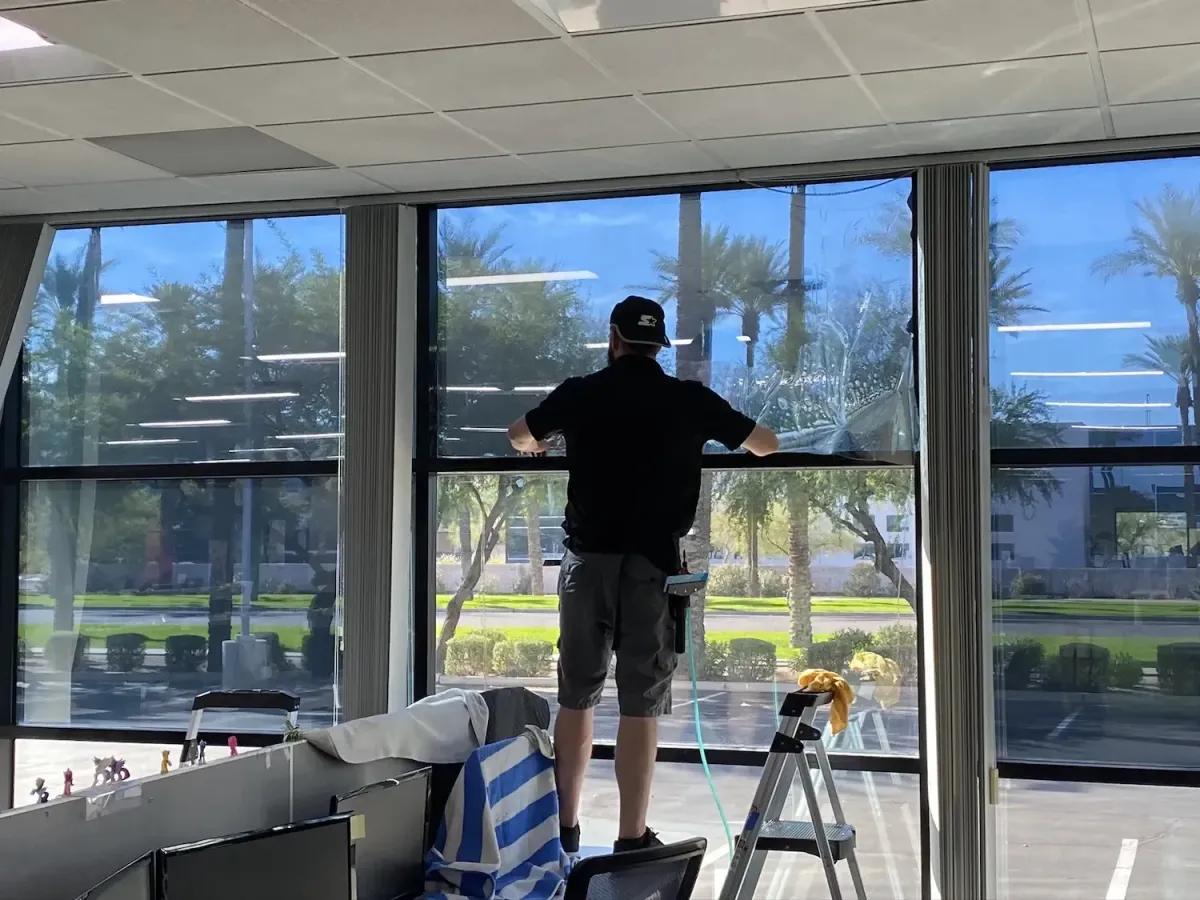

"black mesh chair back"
[565,837,707,900]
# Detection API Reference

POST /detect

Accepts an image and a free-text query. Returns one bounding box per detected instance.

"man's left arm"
[508,378,580,453]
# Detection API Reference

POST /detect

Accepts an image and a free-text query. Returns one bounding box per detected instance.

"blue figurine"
[197,739,207,765]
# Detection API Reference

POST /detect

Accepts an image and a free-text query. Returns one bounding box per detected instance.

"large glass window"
[25,216,343,467]
[11,214,344,734]
[436,180,915,459]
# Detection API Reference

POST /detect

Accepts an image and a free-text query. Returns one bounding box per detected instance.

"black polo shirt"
[525,355,757,575]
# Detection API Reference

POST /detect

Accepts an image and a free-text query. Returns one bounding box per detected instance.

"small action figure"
[30,778,49,804]
[160,750,171,775]
[108,757,130,782]
[227,736,238,756]
[62,769,73,797]
[196,739,207,765]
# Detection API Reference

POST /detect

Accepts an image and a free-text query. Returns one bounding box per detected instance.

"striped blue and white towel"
[424,725,568,900]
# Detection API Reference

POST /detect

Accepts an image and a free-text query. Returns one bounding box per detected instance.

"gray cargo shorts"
[556,549,677,717]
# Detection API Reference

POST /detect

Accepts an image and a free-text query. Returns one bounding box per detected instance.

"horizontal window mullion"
[998,760,1200,789]
[592,742,920,773]
[992,445,1200,469]
[424,450,914,476]
[7,460,339,483]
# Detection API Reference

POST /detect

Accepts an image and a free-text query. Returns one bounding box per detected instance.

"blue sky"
[42,157,1200,437]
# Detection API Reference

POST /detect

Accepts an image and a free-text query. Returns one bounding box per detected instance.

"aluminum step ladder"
[180,689,300,765]
[719,689,867,900]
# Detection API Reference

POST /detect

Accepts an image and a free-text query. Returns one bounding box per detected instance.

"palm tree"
[522,479,547,596]
[1095,186,1200,565]
[723,235,787,367]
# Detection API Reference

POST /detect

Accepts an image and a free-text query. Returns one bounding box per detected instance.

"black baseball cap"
[610,295,670,348]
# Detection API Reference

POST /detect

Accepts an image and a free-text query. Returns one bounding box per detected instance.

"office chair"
[564,837,707,900]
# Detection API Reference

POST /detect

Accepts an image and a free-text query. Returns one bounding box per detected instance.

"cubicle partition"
[0,741,418,900]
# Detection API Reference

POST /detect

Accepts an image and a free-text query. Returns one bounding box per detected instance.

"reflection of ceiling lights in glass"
[233,447,297,453]
[256,351,343,362]
[460,426,509,433]
[0,17,49,51]
[735,335,752,342]
[445,385,501,393]
[104,437,181,446]
[513,386,556,393]
[585,342,607,350]
[1048,401,1170,409]
[185,391,299,402]
[1071,424,1177,431]
[997,321,1150,333]
[1012,370,1164,377]
[271,432,342,440]
[446,270,598,287]
[137,419,231,428]
[527,0,902,33]
[101,293,158,305]
[585,337,691,349]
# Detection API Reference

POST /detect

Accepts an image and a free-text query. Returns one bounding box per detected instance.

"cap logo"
[638,314,657,327]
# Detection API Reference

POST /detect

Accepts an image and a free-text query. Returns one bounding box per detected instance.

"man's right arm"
[691,383,778,456]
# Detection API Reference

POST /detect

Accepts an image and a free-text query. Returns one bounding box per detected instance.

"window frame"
[0,209,342,753]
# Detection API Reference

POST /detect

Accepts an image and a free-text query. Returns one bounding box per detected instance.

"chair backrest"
[564,837,707,900]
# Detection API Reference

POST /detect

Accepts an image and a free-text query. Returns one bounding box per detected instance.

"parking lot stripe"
[1105,838,1139,900]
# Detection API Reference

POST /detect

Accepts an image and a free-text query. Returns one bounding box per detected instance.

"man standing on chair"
[508,296,779,853]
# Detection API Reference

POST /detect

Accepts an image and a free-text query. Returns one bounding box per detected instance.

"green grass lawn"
[19,623,309,652]
[995,599,1200,618]
[439,594,910,615]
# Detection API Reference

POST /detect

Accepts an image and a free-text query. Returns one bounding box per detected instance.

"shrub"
[806,629,873,674]
[492,641,519,676]
[475,576,502,596]
[707,566,749,598]
[1110,652,1143,689]
[105,633,148,672]
[435,570,449,594]
[1051,642,1110,692]
[514,640,554,676]
[758,569,790,598]
[1010,571,1047,598]
[788,649,808,676]
[701,640,729,679]
[1157,643,1200,695]
[512,567,533,595]
[45,632,89,672]
[995,638,1045,690]
[446,635,495,676]
[302,633,336,677]
[726,637,777,682]
[164,635,207,673]
[843,562,883,598]
[254,632,290,671]
[869,623,918,681]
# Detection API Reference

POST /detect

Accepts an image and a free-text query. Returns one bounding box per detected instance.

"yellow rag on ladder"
[796,668,854,735]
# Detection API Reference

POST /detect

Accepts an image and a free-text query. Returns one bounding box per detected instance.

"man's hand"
[508,416,561,454]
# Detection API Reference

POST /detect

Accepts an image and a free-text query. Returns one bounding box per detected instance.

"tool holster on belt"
[668,594,690,654]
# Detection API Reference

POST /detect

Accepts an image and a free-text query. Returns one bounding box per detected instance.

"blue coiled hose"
[685,608,734,858]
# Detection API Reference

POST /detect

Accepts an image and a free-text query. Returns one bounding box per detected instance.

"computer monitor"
[158,815,354,900]
[330,766,432,900]
[74,853,156,900]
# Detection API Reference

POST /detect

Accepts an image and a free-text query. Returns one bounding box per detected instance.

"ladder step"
[756,821,857,861]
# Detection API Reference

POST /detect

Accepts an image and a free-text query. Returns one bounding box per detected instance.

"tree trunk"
[785,189,813,649]
[747,507,760,597]
[847,502,917,609]
[457,507,472,577]
[525,492,545,595]
[787,479,813,648]
[1183,286,1200,564]
[680,474,712,661]
[436,477,525,673]
[48,486,78,632]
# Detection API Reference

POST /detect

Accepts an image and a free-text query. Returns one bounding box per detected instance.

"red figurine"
[62,769,73,797]
[227,736,238,756]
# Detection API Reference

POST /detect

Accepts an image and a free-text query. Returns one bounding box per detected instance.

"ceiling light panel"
[528,0,910,33]
[445,271,597,287]
[997,321,1151,333]
[101,293,157,305]
[0,16,46,52]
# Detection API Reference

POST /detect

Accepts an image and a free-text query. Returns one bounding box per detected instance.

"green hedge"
[164,634,207,673]
[995,638,1045,690]
[492,640,555,677]
[1158,643,1200,695]
[726,637,777,681]
[105,633,148,672]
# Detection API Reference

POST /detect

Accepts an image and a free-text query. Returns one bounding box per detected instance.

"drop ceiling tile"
[0,45,121,86]
[250,0,548,56]
[0,139,170,186]
[357,39,618,111]
[1102,45,1200,106]
[263,114,497,166]
[574,14,845,94]
[521,142,719,181]
[0,111,62,144]
[31,177,220,212]
[193,168,383,202]
[451,96,681,153]
[817,0,1084,73]
[699,126,896,168]
[0,77,229,138]
[5,0,329,74]
[889,108,1105,151]
[644,77,882,140]
[1091,0,1200,51]
[353,156,547,191]
[151,59,426,127]
[0,187,48,214]
[89,126,330,176]
[1111,99,1200,139]
[864,56,1097,123]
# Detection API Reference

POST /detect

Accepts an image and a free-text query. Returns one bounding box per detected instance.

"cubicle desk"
[0,741,418,900]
